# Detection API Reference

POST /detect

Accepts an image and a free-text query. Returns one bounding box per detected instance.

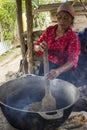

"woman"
[34,3,81,81]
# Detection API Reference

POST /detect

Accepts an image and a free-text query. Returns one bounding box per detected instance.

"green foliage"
[0,0,16,40]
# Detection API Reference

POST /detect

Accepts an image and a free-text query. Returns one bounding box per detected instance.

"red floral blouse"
[34,24,81,68]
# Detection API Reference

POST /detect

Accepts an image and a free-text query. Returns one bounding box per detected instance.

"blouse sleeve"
[67,34,81,68]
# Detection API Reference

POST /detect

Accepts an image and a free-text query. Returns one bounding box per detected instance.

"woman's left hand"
[45,69,60,80]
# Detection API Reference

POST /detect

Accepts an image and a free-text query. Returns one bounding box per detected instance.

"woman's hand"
[45,69,60,80]
[34,42,47,52]
[39,42,47,52]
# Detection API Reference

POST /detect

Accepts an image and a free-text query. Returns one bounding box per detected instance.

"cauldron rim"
[0,75,80,113]
[0,90,79,113]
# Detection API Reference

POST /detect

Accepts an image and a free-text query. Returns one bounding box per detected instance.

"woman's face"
[56,11,73,30]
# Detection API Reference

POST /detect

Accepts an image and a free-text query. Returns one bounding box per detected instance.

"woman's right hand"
[34,42,47,52]
[45,69,61,80]
[39,42,47,52]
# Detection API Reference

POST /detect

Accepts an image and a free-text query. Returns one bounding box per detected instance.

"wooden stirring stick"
[41,48,56,111]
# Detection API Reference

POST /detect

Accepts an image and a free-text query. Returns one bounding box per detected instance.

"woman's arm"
[46,61,73,80]
[56,61,73,75]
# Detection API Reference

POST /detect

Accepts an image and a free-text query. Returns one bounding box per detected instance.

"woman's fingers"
[45,69,58,80]
[45,69,60,80]
[39,42,47,51]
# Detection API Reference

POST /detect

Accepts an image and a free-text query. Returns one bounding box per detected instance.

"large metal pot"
[0,75,79,130]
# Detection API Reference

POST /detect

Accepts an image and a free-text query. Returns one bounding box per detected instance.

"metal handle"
[38,109,63,120]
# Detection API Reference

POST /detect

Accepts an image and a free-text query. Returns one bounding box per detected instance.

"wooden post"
[25,0,34,74]
[16,0,28,74]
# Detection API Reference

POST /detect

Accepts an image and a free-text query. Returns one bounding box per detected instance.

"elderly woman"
[34,3,81,81]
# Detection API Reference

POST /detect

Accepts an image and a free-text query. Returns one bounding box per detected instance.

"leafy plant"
[0,0,16,41]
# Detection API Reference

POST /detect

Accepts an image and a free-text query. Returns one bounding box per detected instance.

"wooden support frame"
[16,0,28,74]
[32,2,87,15]
[25,0,34,74]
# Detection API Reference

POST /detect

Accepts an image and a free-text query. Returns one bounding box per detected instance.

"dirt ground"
[0,47,22,84]
[0,47,22,129]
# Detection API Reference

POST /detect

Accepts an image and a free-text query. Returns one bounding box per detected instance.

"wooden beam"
[32,2,87,14]
[16,0,28,74]
[25,0,34,74]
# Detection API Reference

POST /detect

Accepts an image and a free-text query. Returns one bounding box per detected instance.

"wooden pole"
[16,0,28,74]
[25,0,34,74]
